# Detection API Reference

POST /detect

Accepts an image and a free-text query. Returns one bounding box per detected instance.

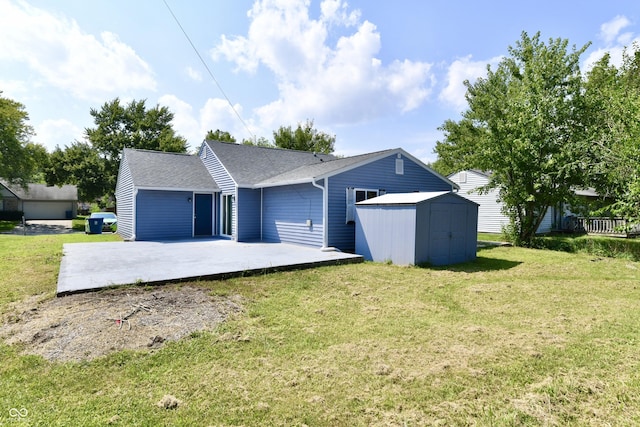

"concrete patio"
[57,239,363,295]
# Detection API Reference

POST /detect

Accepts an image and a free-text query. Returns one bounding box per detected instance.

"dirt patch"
[0,285,243,362]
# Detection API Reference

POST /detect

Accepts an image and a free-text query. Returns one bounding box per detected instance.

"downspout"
[312,178,331,251]
[260,187,263,241]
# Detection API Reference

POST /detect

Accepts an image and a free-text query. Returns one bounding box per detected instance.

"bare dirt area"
[0,285,243,362]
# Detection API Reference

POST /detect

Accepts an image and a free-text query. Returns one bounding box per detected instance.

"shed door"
[194,194,213,236]
[428,203,468,265]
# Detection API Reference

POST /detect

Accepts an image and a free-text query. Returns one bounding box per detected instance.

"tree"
[48,98,187,204]
[45,142,108,202]
[434,32,590,246]
[273,119,335,154]
[241,136,273,147]
[0,92,38,186]
[584,46,640,223]
[205,129,236,143]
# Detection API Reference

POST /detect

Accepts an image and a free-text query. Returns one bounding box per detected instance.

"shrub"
[0,211,24,221]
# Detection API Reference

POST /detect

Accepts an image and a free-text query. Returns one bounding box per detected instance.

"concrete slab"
[57,239,362,295]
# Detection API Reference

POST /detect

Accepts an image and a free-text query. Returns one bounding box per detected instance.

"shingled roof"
[1,181,77,201]
[123,148,218,191]
[202,141,456,189]
[257,149,397,186]
[203,140,335,186]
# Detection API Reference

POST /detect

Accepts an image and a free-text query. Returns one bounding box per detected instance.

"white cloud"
[439,55,502,112]
[186,66,202,82]
[158,95,257,149]
[35,118,83,152]
[212,0,434,129]
[0,0,156,101]
[320,0,360,26]
[0,79,29,98]
[600,15,631,44]
[584,15,640,72]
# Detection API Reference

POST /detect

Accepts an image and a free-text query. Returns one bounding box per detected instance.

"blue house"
[116,141,458,251]
[116,149,219,241]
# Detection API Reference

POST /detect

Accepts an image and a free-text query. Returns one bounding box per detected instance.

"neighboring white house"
[448,170,554,234]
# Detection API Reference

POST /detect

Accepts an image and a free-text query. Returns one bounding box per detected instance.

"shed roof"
[1,181,77,201]
[356,191,478,206]
[124,148,218,191]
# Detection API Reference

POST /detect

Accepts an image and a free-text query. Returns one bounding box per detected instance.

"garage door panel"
[23,202,73,220]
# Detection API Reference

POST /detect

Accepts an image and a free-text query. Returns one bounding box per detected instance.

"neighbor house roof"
[203,141,458,190]
[203,140,335,186]
[124,148,219,192]
[1,181,77,201]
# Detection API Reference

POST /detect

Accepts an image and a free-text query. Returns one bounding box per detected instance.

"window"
[459,172,467,183]
[346,187,379,223]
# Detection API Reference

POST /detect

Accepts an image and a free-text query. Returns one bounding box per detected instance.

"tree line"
[0,95,334,206]
[432,31,640,246]
[3,31,639,247]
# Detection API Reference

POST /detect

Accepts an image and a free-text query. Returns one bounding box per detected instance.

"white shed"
[355,192,478,266]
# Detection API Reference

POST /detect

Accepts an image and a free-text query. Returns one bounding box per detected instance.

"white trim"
[312,178,329,249]
[134,186,220,193]
[131,188,138,241]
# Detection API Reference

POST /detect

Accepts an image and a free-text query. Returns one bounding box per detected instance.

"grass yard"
[1,234,640,425]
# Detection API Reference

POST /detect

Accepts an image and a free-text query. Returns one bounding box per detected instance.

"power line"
[162,0,255,140]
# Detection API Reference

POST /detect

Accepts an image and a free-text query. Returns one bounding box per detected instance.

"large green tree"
[0,92,41,186]
[205,129,236,143]
[584,46,640,223]
[273,119,335,154]
[434,32,590,246]
[45,142,108,202]
[48,98,187,204]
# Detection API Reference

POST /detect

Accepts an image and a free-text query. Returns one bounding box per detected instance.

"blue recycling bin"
[85,217,103,234]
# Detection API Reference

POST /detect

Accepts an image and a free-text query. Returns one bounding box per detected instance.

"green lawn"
[1,234,640,425]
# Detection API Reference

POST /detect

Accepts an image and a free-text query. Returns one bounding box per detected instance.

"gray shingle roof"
[1,181,77,200]
[203,140,336,186]
[124,148,218,191]
[257,149,395,186]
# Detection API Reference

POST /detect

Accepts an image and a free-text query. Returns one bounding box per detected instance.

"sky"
[1,0,639,164]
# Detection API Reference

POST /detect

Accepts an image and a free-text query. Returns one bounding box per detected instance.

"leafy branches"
[435,32,591,245]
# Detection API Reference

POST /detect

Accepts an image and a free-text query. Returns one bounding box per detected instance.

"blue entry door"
[194,194,213,236]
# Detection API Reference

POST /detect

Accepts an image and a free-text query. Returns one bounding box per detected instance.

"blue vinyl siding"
[262,183,323,247]
[237,188,261,241]
[328,154,453,252]
[115,155,135,240]
[135,190,193,241]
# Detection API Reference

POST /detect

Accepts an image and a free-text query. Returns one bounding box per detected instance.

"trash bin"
[65,210,72,219]
[86,217,103,234]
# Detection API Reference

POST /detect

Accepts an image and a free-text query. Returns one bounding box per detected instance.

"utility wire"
[162,0,255,140]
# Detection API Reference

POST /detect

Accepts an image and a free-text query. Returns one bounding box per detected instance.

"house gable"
[327,152,457,252]
[116,149,219,241]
